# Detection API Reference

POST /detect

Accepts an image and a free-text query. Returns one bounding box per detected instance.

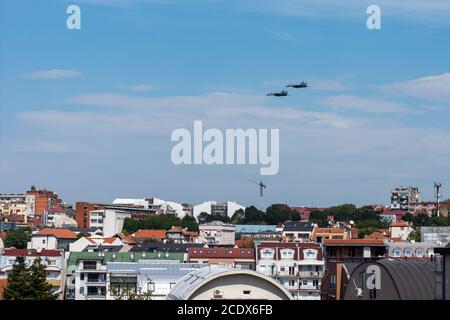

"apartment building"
[188,247,255,270]
[390,186,420,211]
[320,239,388,300]
[196,221,236,246]
[0,248,65,299]
[26,185,63,226]
[388,242,437,258]
[89,209,131,237]
[106,260,208,300]
[255,242,324,300]
[421,226,450,244]
[193,201,245,219]
[311,228,347,243]
[65,251,185,300]
[30,228,78,251]
[281,221,315,242]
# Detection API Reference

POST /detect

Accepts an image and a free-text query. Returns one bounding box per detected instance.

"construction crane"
[249,178,266,210]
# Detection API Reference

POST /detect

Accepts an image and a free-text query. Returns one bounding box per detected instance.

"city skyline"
[1,0,450,207]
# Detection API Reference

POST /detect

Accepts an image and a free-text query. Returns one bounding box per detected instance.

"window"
[304,249,317,259]
[405,250,412,257]
[280,266,286,272]
[261,249,274,259]
[243,290,251,295]
[302,280,308,286]
[330,275,336,287]
[416,250,424,257]
[289,280,295,286]
[79,287,84,295]
[80,273,84,281]
[280,249,294,259]
[393,249,401,257]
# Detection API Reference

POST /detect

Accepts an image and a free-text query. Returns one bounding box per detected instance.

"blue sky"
[1,0,450,207]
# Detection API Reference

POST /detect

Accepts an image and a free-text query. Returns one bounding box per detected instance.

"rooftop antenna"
[248,178,266,210]
[434,182,442,217]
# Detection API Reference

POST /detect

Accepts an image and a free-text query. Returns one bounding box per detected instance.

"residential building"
[378,210,407,223]
[0,193,32,218]
[0,248,65,299]
[344,258,435,300]
[89,209,131,237]
[65,251,185,300]
[129,242,204,262]
[311,228,347,243]
[321,239,388,300]
[124,229,167,244]
[388,241,437,258]
[421,226,450,244]
[188,247,255,270]
[30,228,78,251]
[255,242,324,300]
[390,186,420,210]
[193,201,245,219]
[389,221,414,241]
[281,221,315,242]
[69,236,124,252]
[235,224,280,242]
[26,185,63,226]
[167,265,294,300]
[43,207,76,228]
[106,260,208,300]
[434,244,450,300]
[196,221,236,246]
[75,202,105,228]
[148,198,193,218]
[165,226,197,243]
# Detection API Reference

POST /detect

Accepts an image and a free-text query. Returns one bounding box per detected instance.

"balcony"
[298,271,323,278]
[299,285,320,291]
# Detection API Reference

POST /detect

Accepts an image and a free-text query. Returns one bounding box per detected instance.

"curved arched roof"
[349,258,435,300]
[377,259,435,300]
[166,265,293,300]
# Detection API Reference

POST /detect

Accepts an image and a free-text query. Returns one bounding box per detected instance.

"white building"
[389,221,414,241]
[193,201,245,219]
[106,260,208,300]
[255,242,324,300]
[89,209,131,237]
[196,221,236,246]
[167,265,294,300]
[390,186,420,210]
[69,236,125,252]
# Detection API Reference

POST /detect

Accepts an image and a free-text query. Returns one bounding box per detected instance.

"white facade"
[69,236,124,252]
[89,209,131,237]
[151,198,189,218]
[389,224,414,241]
[112,198,149,207]
[196,221,236,245]
[255,244,324,300]
[31,234,58,250]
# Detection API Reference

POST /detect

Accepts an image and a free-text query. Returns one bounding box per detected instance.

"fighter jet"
[266,90,288,97]
[286,81,308,88]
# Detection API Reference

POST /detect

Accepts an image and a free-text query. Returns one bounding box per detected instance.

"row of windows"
[260,248,318,259]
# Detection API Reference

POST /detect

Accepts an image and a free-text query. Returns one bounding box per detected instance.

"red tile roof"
[2,248,62,257]
[34,228,77,239]
[132,229,166,239]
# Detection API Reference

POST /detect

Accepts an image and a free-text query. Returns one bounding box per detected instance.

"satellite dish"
[349,220,355,225]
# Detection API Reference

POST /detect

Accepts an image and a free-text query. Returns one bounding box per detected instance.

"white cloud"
[319,94,410,113]
[381,73,450,102]
[25,69,81,80]
[118,83,159,92]
[264,28,292,40]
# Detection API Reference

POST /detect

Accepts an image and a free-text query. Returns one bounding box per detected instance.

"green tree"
[231,209,245,224]
[3,256,31,300]
[4,227,31,249]
[408,229,421,242]
[28,257,58,300]
[181,215,199,231]
[76,232,91,239]
[197,212,210,224]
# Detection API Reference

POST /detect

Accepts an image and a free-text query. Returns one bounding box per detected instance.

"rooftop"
[34,228,78,239]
